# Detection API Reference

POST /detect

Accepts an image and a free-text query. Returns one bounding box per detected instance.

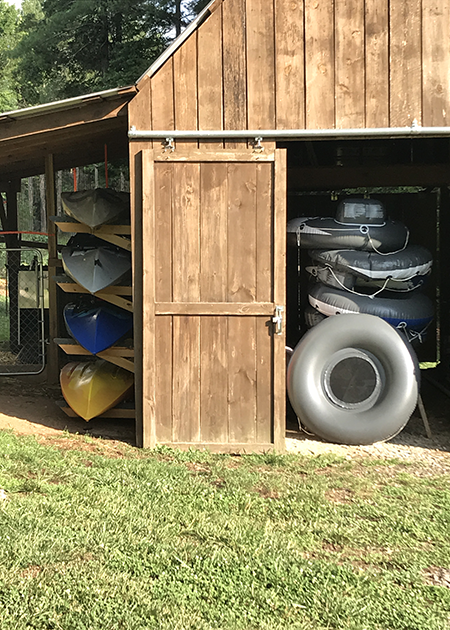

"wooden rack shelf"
[50,216,131,251]
[57,400,135,419]
[53,274,133,312]
[55,337,134,373]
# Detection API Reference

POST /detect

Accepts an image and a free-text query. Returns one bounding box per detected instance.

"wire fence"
[0,247,46,375]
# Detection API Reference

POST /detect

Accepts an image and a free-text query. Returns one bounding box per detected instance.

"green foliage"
[3,0,210,109]
[155,0,211,35]
[13,0,172,104]
[0,0,21,111]
[0,432,449,629]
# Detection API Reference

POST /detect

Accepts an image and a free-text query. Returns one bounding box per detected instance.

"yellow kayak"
[60,360,134,421]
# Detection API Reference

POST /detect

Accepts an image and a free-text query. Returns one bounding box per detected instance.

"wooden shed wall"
[130,0,450,133]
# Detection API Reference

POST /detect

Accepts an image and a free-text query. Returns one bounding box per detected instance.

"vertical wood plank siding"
[304,0,335,128]
[389,0,423,126]
[274,0,305,129]
[365,0,389,127]
[422,0,450,126]
[129,0,450,133]
[335,0,365,128]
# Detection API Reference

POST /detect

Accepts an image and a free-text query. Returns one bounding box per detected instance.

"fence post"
[45,154,59,384]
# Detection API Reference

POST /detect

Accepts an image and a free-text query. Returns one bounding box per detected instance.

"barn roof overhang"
[0,85,137,188]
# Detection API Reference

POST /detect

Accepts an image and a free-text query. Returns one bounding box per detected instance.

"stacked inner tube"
[286,197,433,445]
[287,198,434,344]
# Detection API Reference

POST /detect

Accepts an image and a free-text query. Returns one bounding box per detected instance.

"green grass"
[0,431,449,629]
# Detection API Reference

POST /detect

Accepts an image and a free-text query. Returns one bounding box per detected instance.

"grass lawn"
[0,431,449,629]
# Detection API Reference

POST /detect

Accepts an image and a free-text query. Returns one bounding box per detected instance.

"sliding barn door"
[136,148,286,451]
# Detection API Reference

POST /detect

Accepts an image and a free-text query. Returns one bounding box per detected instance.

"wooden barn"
[1,0,450,450]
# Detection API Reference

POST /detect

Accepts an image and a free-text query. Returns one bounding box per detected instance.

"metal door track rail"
[129,122,450,143]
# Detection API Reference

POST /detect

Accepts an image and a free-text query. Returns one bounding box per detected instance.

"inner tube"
[286,314,420,445]
[309,245,433,293]
[308,281,434,338]
[304,304,327,328]
[287,216,409,253]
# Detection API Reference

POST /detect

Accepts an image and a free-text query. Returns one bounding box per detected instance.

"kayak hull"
[61,189,130,228]
[64,298,133,354]
[62,234,131,293]
[60,360,134,421]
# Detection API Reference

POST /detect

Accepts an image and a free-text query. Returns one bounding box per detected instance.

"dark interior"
[283,137,450,368]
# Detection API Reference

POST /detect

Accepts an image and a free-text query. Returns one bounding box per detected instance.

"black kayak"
[62,234,131,293]
[61,188,130,229]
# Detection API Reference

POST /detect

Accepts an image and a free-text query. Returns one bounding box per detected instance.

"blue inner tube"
[308,281,434,336]
[287,216,409,253]
[308,245,433,292]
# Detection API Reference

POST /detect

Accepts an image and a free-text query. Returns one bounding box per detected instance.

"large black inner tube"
[309,245,433,292]
[287,216,409,252]
[308,282,434,332]
[287,314,420,445]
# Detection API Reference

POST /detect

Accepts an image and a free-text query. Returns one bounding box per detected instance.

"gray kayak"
[61,189,130,229]
[62,234,131,293]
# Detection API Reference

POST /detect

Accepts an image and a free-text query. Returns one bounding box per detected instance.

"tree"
[156,0,211,36]
[0,0,21,111]
[13,0,171,105]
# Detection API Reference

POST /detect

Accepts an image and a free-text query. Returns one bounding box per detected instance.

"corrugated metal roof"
[0,85,136,121]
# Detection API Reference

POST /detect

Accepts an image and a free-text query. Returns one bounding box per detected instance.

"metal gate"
[0,247,46,375]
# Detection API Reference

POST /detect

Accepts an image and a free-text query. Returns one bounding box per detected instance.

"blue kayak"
[64,298,133,354]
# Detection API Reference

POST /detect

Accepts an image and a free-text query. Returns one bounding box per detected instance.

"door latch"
[272,306,284,335]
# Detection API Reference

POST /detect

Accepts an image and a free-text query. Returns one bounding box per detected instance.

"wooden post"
[5,187,20,354]
[45,154,59,383]
[131,150,144,447]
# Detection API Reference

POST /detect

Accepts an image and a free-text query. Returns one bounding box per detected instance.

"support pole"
[5,187,20,354]
[45,154,59,383]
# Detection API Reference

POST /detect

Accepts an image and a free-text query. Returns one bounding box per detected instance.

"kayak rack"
[53,274,133,312]
[56,400,135,419]
[50,216,131,251]
[54,337,134,373]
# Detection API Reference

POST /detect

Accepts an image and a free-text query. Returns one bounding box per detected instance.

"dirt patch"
[423,567,450,588]
[286,377,450,465]
[0,374,449,462]
[0,376,135,446]
[254,485,280,500]
[20,565,42,579]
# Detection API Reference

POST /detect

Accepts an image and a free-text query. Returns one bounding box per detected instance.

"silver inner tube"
[322,348,385,411]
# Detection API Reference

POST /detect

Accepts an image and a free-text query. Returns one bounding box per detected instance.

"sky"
[5,0,22,8]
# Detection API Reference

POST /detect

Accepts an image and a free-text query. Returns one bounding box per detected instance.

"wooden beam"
[0,99,130,143]
[288,164,450,189]
[155,302,274,316]
[45,154,60,384]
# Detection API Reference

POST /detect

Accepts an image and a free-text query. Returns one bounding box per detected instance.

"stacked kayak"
[62,234,131,294]
[64,297,133,355]
[60,360,133,421]
[58,188,134,420]
[61,188,130,229]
